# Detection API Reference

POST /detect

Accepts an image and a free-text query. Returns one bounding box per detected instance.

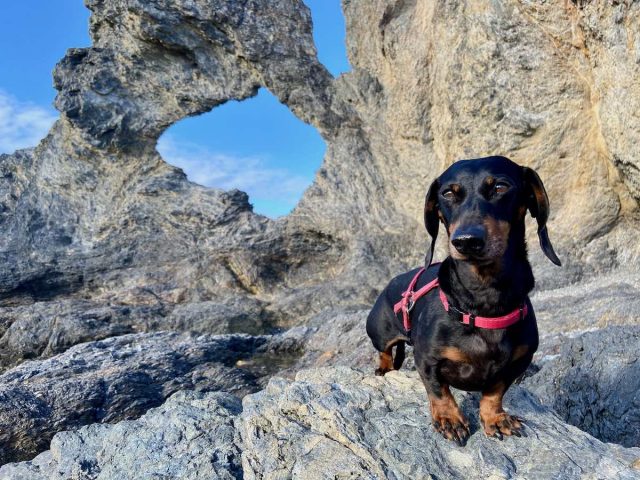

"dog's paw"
[432,413,471,446]
[481,412,525,440]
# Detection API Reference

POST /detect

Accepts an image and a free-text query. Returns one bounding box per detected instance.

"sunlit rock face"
[3,367,640,479]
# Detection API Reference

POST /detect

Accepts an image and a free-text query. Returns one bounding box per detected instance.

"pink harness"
[392,267,527,332]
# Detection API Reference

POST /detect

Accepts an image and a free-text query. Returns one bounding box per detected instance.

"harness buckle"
[519,305,525,322]
[406,297,415,313]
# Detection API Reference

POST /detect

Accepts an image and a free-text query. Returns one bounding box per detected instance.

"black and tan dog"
[366,156,561,445]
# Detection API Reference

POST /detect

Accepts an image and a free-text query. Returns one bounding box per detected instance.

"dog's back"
[366,264,441,373]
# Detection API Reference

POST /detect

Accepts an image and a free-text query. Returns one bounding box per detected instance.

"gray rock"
[531,268,640,337]
[0,295,276,370]
[0,0,358,370]
[285,309,373,371]
[2,0,640,372]
[524,326,640,448]
[5,367,640,479]
[0,331,291,464]
[0,390,243,480]
[241,367,640,479]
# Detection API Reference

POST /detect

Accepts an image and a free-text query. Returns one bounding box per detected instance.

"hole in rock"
[158,88,326,218]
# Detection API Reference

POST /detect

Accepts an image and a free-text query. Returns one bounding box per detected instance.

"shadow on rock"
[524,325,640,448]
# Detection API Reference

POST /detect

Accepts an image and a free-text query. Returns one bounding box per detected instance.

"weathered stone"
[0,0,354,371]
[241,367,640,479]
[1,0,640,475]
[524,326,640,449]
[531,268,640,336]
[330,0,640,288]
[285,309,373,372]
[0,295,277,370]
[5,367,640,479]
[0,331,292,464]
[0,391,243,480]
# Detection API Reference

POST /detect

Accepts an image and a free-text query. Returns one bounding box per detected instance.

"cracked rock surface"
[524,326,640,449]
[3,367,640,480]
[0,331,300,464]
[0,391,243,480]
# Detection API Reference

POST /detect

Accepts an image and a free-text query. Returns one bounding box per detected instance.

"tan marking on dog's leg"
[480,382,523,438]
[375,348,394,376]
[511,345,529,362]
[428,385,470,443]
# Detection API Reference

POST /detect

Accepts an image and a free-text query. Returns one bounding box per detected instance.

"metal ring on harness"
[406,298,415,312]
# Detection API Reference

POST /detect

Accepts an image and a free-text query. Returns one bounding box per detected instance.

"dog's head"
[424,156,561,268]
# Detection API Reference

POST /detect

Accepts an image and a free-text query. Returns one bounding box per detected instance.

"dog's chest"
[438,331,512,391]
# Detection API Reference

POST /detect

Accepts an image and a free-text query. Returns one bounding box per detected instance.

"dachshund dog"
[366,156,561,445]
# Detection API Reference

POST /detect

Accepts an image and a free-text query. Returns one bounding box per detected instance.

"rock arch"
[54,0,341,151]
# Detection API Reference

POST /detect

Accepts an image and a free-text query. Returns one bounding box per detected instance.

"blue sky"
[0,1,349,217]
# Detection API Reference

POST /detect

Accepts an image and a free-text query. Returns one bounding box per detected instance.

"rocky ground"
[0,275,639,478]
[3,367,640,480]
[0,0,639,478]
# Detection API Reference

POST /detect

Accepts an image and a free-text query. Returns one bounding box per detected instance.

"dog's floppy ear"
[523,167,561,266]
[424,178,440,268]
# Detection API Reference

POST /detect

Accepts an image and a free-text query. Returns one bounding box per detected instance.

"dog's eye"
[442,189,455,200]
[494,182,510,194]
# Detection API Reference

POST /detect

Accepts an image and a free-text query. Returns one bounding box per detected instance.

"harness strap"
[393,268,439,332]
[439,289,527,329]
[393,267,527,332]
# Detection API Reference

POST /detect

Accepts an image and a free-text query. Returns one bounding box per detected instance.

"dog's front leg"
[418,363,470,445]
[479,381,524,439]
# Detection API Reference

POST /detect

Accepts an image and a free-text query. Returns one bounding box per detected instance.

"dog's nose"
[451,225,486,256]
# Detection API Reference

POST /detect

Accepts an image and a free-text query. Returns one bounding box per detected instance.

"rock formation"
[3,368,640,480]
[524,325,640,449]
[0,331,302,464]
[0,0,638,368]
[0,390,244,480]
[0,0,639,477]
